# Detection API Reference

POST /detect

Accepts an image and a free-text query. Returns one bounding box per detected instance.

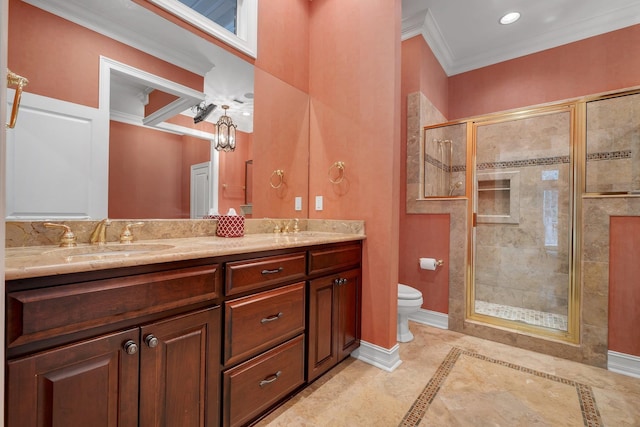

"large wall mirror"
[6,0,295,221]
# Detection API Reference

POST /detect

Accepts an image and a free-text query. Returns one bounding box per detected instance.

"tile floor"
[256,323,640,426]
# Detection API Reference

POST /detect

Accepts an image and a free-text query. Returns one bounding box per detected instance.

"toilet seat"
[398,284,422,300]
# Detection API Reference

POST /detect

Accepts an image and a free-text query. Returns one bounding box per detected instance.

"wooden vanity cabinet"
[7,328,140,427]
[5,260,222,427]
[307,244,362,383]
[221,253,308,427]
[5,241,363,427]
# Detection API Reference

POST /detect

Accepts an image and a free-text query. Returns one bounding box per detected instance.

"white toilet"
[397,284,423,342]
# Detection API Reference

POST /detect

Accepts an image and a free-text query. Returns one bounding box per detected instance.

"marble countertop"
[5,231,365,281]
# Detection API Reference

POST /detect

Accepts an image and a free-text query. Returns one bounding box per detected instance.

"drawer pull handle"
[261,312,283,323]
[259,371,282,387]
[261,267,284,275]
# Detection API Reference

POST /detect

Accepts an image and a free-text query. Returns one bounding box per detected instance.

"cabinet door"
[307,268,362,382]
[7,329,139,427]
[306,276,338,382]
[336,269,361,360]
[139,307,221,427]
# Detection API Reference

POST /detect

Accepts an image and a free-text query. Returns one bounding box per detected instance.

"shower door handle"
[472,212,477,227]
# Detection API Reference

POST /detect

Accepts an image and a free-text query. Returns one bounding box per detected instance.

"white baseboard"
[409,308,449,330]
[608,350,640,379]
[351,341,402,372]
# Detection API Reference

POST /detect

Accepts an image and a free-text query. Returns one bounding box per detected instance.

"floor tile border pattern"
[399,347,603,427]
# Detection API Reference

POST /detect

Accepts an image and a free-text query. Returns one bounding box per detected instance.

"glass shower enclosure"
[469,105,579,340]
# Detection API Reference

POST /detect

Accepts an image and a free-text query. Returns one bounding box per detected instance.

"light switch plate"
[315,195,323,211]
[295,196,302,211]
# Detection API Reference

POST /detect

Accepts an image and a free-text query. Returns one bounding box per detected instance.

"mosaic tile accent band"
[426,150,631,175]
[399,347,603,427]
[477,155,570,170]
[586,150,632,161]
[425,154,451,172]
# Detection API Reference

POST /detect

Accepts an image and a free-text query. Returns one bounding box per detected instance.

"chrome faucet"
[90,218,111,245]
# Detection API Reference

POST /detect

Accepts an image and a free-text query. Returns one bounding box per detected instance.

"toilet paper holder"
[419,257,445,270]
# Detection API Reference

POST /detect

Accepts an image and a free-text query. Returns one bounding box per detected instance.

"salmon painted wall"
[308,0,402,350]
[252,68,310,219]
[251,0,310,219]
[608,217,640,357]
[255,0,309,94]
[218,131,253,215]
[400,36,450,314]
[449,24,640,119]
[8,0,202,108]
[110,121,204,218]
[399,214,450,313]
[401,36,448,117]
[110,121,209,218]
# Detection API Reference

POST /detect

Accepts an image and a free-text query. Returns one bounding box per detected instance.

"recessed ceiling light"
[499,12,521,25]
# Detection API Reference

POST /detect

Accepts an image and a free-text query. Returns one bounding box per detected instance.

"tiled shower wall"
[586,92,640,193]
[474,112,571,316]
[423,124,467,197]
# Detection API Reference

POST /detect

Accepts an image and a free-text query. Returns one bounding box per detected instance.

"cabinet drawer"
[223,335,304,427]
[224,282,305,366]
[225,252,306,296]
[308,243,361,276]
[7,264,220,349]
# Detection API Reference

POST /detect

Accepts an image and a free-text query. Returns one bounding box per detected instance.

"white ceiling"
[402,0,640,76]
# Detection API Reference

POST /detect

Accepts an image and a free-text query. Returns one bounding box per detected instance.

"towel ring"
[328,161,345,184]
[6,69,29,129]
[270,169,285,189]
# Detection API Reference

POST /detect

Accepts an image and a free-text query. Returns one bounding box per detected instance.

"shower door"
[470,106,578,340]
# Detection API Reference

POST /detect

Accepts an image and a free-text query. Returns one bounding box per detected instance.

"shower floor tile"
[475,300,568,330]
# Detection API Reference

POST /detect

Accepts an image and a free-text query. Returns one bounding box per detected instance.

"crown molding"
[402,3,640,76]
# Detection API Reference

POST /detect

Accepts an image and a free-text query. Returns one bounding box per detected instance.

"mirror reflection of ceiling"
[177,0,237,33]
[23,0,254,133]
[402,0,640,76]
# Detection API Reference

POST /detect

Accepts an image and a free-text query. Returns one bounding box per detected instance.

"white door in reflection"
[190,162,210,219]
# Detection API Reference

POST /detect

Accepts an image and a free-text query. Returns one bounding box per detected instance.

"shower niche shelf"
[477,171,520,224]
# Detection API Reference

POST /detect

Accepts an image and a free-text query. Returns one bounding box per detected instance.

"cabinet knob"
[145,334,159,348]
[123,340,138,355]
[334,278,348,286]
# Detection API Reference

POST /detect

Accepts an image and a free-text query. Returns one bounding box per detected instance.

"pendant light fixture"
[214,105,237,152]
